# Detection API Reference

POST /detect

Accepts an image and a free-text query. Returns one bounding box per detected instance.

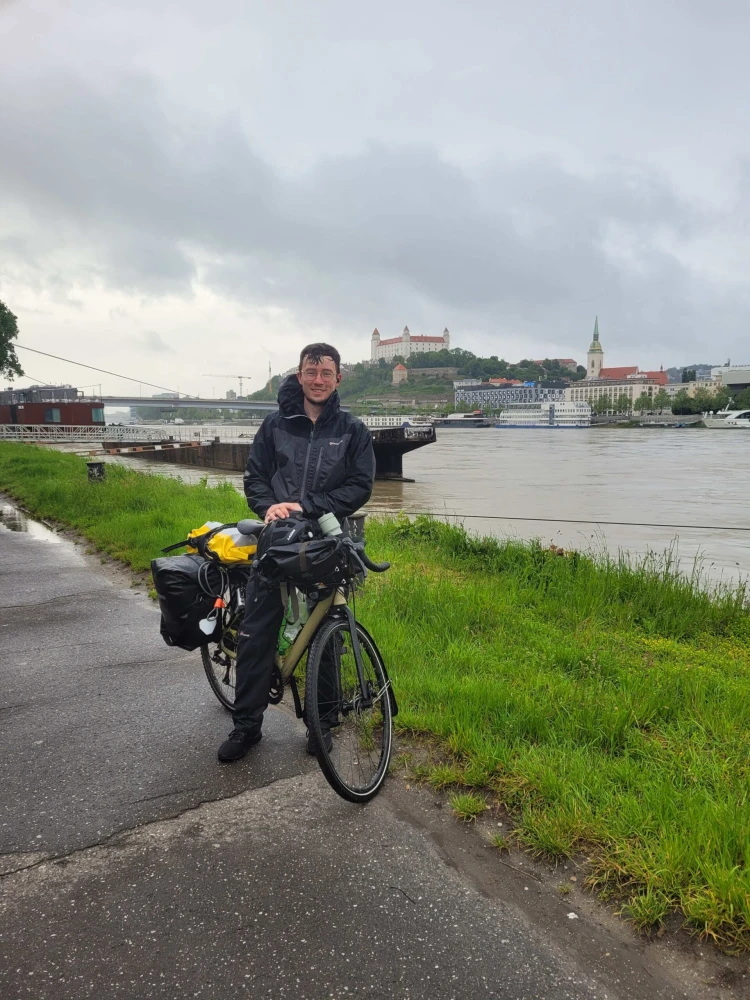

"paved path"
[0,508,736,999]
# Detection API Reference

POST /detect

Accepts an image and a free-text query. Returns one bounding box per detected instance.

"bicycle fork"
[340,603,374,712]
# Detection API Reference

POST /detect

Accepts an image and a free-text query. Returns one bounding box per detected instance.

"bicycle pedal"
[267,665,284,705]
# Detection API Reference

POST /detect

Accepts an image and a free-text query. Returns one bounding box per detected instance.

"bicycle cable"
[197,560,228,599]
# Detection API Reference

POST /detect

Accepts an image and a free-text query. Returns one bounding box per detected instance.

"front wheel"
[305,616,393,803]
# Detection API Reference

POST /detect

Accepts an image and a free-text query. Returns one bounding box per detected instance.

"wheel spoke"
[305,618,393,801]
[201,637,236,712]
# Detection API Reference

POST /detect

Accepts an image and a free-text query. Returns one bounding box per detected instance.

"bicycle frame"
[275,587,346,680]
[217,577,373,716]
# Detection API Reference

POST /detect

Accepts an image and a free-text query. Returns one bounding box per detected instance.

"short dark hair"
[298,343,341,373]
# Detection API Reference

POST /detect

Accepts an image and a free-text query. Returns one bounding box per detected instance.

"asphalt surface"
[0,506,740,999]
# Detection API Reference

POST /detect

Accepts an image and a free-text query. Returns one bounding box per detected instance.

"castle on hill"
[371,326,450,363]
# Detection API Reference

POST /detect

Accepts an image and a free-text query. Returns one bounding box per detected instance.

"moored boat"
[702,408,750,428]
[494,401,591,428]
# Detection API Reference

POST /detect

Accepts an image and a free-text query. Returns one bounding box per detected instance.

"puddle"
[0,504,62,543]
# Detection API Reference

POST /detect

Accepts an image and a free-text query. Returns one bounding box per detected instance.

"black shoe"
[218,727,262,763]
[306,728,333,755]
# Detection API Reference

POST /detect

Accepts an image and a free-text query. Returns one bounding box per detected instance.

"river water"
[102,426,750,589]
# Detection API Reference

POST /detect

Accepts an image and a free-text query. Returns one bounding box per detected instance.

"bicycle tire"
[305,615,393,803]
[200,644,235,711]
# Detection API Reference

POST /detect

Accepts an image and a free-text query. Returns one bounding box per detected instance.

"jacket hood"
[277,374,341,423]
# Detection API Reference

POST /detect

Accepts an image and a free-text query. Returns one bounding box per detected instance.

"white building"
[456,383,565,408]
[712,365,750,391]
[566,378,661,409]
[371,326,450,362]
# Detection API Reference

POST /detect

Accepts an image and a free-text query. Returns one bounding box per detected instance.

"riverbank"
[1,442,749,951]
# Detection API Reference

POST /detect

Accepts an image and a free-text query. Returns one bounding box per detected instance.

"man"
[218,343,375,762]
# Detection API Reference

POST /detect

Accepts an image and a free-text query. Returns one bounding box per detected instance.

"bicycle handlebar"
[357,549,390,573]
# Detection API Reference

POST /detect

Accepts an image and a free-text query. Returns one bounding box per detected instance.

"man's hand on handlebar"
[264,502,303,523]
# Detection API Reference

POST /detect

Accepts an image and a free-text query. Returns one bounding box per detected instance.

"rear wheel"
[200,572,249,712]
[201,629,237,712]
[305,616,393,803]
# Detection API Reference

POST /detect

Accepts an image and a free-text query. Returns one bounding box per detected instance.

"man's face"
[297,355,341,406]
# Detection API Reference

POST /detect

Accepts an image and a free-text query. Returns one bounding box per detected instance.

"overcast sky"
[1,0,749,397]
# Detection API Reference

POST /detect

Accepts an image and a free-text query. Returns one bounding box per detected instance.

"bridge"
[99,396,280,411]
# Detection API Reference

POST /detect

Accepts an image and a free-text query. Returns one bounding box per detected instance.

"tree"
[615,393,631,415]
[0,300,24,381]
[671,389,693,415]
[712,387,732,411]
[591,396,610,415]
[731,387,750,409]
[653,389,671,412]
[681,368,697,384]
[633,394,651,413]
[692,387,718,413]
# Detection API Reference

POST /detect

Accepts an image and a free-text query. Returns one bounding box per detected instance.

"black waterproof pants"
[232,573,339,735]
[232,572,286,734]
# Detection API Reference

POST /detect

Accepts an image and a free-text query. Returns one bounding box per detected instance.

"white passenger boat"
[702,408,750,429]
[494,401,591,428]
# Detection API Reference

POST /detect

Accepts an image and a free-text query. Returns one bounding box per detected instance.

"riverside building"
[566,318,667,410]
[454,381,566,409]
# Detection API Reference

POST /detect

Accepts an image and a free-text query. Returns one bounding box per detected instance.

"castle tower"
[443,327,450,350]
[586,316,604,379]
[402,325,411,359]
[371,328,380,363]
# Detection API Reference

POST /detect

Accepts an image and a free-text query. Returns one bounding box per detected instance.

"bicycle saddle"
[236,519,265,536]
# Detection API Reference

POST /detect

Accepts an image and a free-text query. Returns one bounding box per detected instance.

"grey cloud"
[0,64,747,361]
[133,331,175,354]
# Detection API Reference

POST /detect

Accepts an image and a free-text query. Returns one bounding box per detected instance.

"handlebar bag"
[253,517,349,592]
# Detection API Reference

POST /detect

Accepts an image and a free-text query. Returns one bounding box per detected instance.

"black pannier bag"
[151,554,222,651]
[253,517,349,592]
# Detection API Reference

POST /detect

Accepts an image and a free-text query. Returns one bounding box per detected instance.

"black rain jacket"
[243,376,375,521]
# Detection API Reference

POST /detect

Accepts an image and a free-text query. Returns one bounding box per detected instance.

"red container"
[1,402,105,425]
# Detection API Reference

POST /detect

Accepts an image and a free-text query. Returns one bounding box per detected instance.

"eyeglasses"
[300,369,337,382]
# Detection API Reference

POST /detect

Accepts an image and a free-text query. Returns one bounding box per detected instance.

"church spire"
[586,316,604,379]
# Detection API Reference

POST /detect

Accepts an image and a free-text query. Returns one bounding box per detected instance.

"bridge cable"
[15,344,182,396]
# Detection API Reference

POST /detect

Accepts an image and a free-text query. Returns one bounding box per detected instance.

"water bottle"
[318,512,343,536]
[278,590,310,654]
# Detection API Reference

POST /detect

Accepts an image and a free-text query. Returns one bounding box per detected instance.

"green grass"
[619,887,672,932]
[356,514,750,952]
[449,791,487,822]
[0,444,249,570]
[2,443,750,950]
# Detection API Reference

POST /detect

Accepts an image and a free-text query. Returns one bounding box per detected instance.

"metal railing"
[0,425,211,443]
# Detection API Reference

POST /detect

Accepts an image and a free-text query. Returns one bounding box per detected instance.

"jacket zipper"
[310,448,324,495]
[299,424,315,502]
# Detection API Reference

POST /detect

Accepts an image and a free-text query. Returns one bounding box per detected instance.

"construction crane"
[203,374,253,397]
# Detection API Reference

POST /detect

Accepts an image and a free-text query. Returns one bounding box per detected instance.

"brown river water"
[97,426,749,589]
